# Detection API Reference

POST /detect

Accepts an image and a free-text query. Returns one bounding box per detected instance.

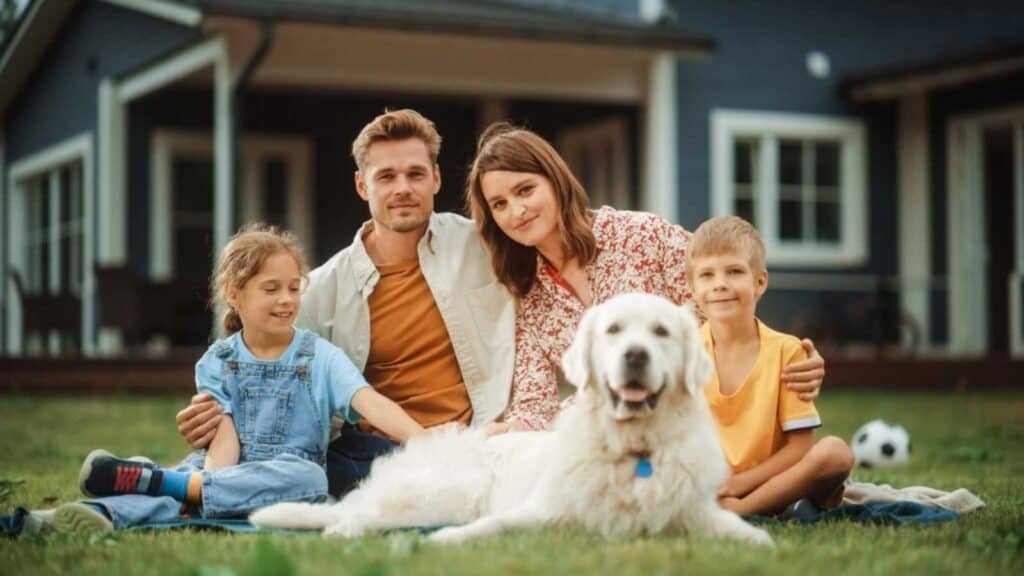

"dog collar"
[632,451,653,478]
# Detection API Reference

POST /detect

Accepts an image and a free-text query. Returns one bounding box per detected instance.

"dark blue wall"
[5,0,197,163]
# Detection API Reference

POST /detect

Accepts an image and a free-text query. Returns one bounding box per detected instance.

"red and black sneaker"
[78,449,162,498]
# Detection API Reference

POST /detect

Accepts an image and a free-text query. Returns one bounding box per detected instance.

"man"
[176,109,515,495]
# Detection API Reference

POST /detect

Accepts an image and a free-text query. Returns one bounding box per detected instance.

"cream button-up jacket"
[297,212,515,427]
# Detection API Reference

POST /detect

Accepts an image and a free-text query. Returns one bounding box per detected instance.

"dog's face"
[562,293,713,420]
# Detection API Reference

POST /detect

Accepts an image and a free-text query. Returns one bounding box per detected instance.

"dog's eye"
[606,323,621,334]
[652,324,669,337]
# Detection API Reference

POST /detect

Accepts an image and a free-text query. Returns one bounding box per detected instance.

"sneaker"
[52,502,113,534]
[78,449,161,498]
[21,508,56,535]
[777,498,821,522]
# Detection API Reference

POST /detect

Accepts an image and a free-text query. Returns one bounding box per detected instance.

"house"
[1,0,1022,370]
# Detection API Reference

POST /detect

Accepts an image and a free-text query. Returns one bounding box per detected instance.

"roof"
[190,0,713,53]
[842,41,1024,101]
[0,0,712,121]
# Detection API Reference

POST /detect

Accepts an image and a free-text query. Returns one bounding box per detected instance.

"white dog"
[250,293,771,545]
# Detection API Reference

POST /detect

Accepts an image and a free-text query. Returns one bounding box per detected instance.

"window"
[711,110,866,267]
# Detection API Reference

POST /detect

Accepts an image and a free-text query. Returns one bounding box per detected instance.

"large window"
[711,110,867,267]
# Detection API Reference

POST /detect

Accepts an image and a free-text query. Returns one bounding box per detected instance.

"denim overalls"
[86,331,329,528]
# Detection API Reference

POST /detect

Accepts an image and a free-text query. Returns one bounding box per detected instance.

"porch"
[3,4,706,358]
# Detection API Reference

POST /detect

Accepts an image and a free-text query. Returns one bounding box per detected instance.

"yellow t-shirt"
[701,320,821,473]
[361,260,473,436]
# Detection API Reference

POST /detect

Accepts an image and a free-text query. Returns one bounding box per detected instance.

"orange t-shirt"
[701,320,821,473]
[361,260,472,435]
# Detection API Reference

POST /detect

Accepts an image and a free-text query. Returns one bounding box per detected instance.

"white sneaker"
[52,502,114,534]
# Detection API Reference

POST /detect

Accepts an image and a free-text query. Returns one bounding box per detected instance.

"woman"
[466,123,825,433]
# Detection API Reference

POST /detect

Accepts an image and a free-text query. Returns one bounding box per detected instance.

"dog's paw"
[738,525,774,547]
[428,526,471,544]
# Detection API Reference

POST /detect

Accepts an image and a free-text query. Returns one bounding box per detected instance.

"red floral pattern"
[505,207,693,430]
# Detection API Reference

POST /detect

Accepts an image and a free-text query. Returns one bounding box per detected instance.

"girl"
[51,223,423,532]
[465,123,826,434]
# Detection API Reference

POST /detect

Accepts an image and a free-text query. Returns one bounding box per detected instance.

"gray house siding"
[5,0,197,163]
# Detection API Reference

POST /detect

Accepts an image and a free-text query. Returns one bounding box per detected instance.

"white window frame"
[149,129,315,282]
[6,133,95,355]
[711,109,868,268]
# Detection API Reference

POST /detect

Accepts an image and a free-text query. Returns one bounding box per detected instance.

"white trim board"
[946,105,1024,357]
[710,109,868,268]
[5,132,95,355]
[149,129,315,282]
[100,0,202,27]
[643,52,678,222]
[898,94,932,352]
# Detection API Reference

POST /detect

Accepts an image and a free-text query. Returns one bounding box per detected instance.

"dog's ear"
[562,305,597,389]
[679,304,713,396]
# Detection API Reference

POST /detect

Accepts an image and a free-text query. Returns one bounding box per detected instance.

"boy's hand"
[717,473,757,499]
[484,421,525,437]
[176,393,222,449]
[781,339,825,401]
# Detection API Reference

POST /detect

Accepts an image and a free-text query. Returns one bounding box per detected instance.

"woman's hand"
[175,393,222,449]
[484,421,525,437]
[781,339,826,401]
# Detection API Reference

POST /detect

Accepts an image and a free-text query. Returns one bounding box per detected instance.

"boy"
[687,216,853,516]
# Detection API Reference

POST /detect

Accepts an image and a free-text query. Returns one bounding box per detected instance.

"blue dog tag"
[635,458,653,478]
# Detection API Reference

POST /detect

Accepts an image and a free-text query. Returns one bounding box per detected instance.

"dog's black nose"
[624,346,649,369]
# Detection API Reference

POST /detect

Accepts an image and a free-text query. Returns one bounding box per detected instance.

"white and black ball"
[851,419,911,468]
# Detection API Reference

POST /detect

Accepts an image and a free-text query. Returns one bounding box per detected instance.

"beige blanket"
[843,481,985,513]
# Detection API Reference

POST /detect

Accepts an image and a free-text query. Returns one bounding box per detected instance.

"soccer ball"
[851,419,911,468]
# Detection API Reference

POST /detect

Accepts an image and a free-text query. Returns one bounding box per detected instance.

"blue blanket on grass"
[2,501,959,538]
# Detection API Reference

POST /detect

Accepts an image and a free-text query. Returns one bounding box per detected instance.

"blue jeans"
[325,424,398,496]
[86,452,327,528]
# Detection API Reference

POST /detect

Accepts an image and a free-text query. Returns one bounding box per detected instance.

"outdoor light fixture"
[806,50,831,79]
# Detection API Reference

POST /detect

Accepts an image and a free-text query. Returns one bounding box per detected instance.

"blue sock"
[157,469,191,501]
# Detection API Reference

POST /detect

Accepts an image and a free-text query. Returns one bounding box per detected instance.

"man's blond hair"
[687,216,766,276]
[351,109,442,172]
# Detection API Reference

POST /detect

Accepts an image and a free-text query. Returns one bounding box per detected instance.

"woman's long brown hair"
[466,123,596,298]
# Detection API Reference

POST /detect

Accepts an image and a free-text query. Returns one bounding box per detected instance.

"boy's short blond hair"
[687,216,766,276]
[351,109,442,172]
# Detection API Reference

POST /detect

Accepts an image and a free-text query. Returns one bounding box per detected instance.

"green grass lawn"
[1,391,1022,576]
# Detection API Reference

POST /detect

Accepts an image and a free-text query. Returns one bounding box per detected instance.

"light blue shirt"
[194,328,370,449]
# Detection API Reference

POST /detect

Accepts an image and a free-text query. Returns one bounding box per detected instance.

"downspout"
[232,19,274,219]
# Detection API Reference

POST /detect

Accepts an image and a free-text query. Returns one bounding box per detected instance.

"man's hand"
[175,393,222,449]
[781,338,826,401]
[484,421,525,437]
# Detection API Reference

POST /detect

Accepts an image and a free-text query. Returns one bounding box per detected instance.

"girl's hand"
[781,339,826,401]
[176,393,222,449]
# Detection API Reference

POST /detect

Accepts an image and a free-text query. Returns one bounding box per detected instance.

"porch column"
[898,93,931,352]
[97,78,125,354]
[643,52,678,223]
[213,47,235,338]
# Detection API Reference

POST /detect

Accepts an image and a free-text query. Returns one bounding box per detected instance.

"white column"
[643,52,678,223]
[213,46,235,338]
[1011,123,1024,358]
[98,78,126,265]
[898,93,931,352]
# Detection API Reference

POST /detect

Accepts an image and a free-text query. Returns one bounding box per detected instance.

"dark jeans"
[325,424,398,497]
